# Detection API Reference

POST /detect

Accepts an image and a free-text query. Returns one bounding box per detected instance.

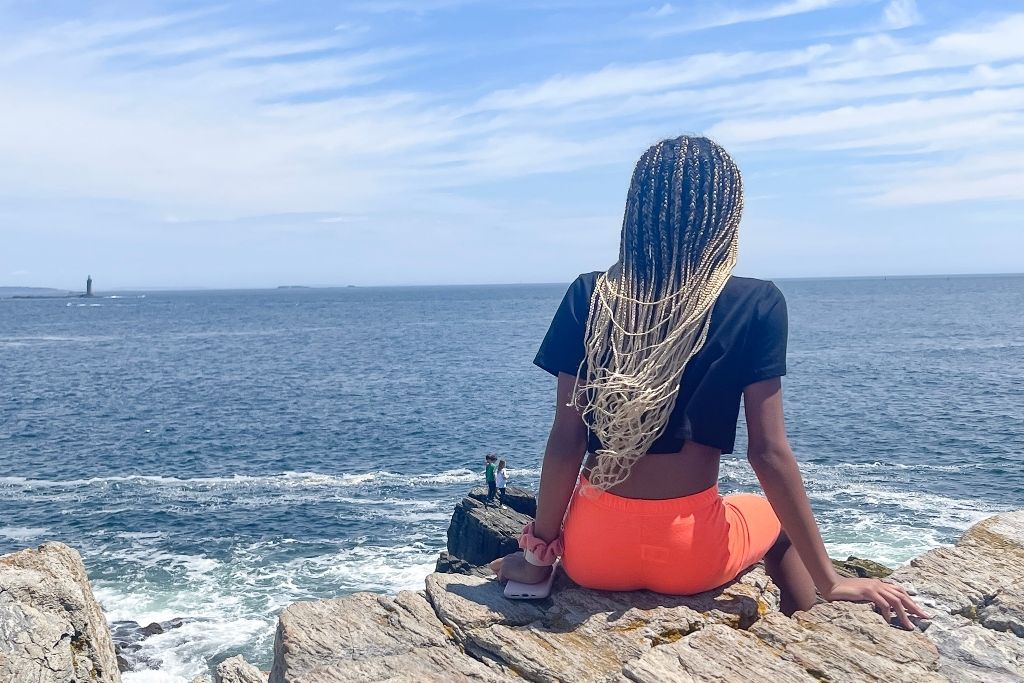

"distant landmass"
[277,285,312,289]
[0,287,77,299]
[2,276,94,299]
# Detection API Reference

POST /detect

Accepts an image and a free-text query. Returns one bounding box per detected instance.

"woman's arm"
[533,372,589,540]
[743,378,839,590]
[744,377,928,627]
[491,372,588,583]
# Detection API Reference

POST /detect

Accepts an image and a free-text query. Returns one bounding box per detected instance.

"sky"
[0,0,1022,289]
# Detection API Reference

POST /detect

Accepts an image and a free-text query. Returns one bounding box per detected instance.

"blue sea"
[2,275,1022,681]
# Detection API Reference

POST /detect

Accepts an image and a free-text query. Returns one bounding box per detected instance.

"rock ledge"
[0,541,121,683]
[271,504,1024,682]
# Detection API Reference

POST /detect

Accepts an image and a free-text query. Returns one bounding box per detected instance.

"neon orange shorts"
[561,477,781,595]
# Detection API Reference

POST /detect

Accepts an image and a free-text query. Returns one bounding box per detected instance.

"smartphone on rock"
[503,564,557,600]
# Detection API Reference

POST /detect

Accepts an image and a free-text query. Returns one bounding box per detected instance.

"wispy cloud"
[476,46,831,111]
[649,0,857,36]
[347,0,480,15]
[1,2,1022,285]
[882,0,921,30]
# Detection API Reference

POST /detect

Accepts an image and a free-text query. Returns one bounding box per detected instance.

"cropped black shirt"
[533,272,788,455]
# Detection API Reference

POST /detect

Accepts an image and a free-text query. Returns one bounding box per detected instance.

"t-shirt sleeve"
[740,282,788,387]
[533,275,589,377]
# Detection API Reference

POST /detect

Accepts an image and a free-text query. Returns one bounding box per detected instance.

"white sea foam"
[0,468,483,490]
[0,334,118,343]
[718,458,1007,565]
[94,535,440,682]
[286,544,438,594]
[0,526,50,540]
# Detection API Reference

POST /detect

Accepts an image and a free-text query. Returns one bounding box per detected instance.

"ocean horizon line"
[3,270,1023,295]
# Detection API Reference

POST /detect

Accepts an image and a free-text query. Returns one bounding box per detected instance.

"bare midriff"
[582,441,722,500]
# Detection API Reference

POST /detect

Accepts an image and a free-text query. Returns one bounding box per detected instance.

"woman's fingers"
[874,585,923,630]
[879,580,930,619]
[870,591,891,622]
[889,591,913,630]
[901,593,930,619]
[899,592,930,620]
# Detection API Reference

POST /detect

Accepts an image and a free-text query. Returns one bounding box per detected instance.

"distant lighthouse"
[86,275,93,297]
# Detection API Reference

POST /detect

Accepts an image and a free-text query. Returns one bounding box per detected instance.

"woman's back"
[535,272,788,499]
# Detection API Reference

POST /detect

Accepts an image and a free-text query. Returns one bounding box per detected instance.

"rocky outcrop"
[111,616,187,672]
[5,497,1024,682]
[273,499,1024,682]
[215,654,268,683]
[271,561,947,682]
[466,485,538,517]
[270,565,776,683]
[439,491,532,569]
[832,556,893,579]
[268,591,507,683]
[889,510,1024,682]
[0,541,120,683]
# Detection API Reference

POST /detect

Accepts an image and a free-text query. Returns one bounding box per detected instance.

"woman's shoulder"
[720,276,784,304]
[570,270,604,290]
[562,270,604,307]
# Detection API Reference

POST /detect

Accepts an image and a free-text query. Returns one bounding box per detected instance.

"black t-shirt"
[534,272,788,455]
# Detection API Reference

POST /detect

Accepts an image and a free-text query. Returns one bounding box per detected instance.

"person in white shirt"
[496,459,509,508]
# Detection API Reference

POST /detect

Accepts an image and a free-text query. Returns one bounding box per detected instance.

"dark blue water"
[2,275,1022,681]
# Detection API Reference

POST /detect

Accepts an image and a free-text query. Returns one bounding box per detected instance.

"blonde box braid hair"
[578,136,743,491]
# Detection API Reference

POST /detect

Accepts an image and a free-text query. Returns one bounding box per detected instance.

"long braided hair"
[579,136,743,491]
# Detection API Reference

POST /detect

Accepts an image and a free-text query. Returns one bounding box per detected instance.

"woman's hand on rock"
[489,551,552,585]
[821,577,929,629]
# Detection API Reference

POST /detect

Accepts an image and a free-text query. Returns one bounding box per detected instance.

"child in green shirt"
[484,454,497,505]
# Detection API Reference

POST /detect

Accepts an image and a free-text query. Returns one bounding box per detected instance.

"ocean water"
[1,275,1022,681]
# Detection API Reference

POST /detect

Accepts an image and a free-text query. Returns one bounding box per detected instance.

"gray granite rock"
[0,541,121,683]
[980,580,1024,637]
[832,555,894,579]
[216,654,268,683]
[270,563,778,683]
[890,510,1024,681]
[623,623,818,682]
[6,500,1012,682]
[748,603,943,682]
[268,590,507,683]
[920,612,1024,683]
[443,496,531,568]
[466,485,537,517]
[270,509,1024,682]
[505,580,937,683]
[434,551,492,577]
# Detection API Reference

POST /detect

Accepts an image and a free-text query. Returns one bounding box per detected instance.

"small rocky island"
[3,486,1024,682]
[3,275,95,299]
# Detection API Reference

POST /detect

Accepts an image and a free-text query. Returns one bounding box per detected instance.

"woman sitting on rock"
[491,135,927,627]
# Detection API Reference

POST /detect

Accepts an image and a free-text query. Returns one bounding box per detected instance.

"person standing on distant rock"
[484,454,498,505]
[496,459,509,508]
[491,136,928,629]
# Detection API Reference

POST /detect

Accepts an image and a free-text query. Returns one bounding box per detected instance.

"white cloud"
[651,0,855,36]
[872,152,1024,205]
[476,45,831,110]
[708,89,1024,144]
[643,3,677,18]
[882,0,921,30]
[1,2,1023,288]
